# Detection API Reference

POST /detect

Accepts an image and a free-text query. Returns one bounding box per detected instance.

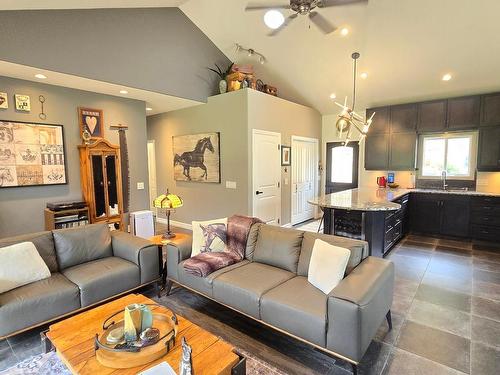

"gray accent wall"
[147,89,321,226]
[0,76,149,237]
[0,8,230,102]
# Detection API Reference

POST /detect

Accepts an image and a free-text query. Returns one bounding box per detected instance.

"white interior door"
[147,140,157,212]
[252,129,281,225]
[291,136,318,225]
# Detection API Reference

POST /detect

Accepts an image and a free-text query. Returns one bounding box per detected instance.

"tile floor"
[1,227,499,374]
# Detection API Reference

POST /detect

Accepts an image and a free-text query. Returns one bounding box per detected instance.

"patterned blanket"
[183,215,262,277]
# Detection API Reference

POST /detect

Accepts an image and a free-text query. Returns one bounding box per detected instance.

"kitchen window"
[417,131,478,180]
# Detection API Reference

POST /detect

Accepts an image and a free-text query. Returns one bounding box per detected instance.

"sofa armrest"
[166,233,192,282]
[326,256,394,362]
[111,231,159,284]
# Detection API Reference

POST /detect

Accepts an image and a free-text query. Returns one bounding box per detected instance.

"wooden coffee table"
[45,294,244,374]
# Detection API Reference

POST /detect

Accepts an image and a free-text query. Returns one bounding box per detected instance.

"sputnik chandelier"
[334,52,375,145]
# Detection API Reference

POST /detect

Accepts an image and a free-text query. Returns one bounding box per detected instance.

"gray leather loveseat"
[0,223,159,338]
[166,223,394,372]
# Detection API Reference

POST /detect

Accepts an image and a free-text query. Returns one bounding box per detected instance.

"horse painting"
[173,133,220,183]
[0,167,15,187]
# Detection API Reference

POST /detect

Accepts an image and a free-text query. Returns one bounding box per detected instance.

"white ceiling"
[0,61,202,115]
[0,0,187,10]
[180,0,500,114]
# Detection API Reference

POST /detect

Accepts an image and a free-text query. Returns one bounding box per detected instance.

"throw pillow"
[191,218,228,257]
[0,242,51,294]
[307,239,351,294]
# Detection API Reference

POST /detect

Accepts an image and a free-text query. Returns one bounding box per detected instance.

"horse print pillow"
[191,218,227,257]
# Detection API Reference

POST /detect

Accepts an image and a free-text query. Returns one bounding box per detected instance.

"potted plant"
[208,63,234,94]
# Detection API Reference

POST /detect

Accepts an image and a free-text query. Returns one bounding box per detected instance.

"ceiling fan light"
[264,10,285,29]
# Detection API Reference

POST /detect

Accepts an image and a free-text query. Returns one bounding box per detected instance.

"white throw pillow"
[307,239,351,294]
[191,218,228,257]
[0,242,51,294]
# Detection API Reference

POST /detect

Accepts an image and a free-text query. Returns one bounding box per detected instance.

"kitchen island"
[309,187,500,257]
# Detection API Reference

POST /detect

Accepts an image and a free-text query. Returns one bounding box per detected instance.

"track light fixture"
[235,43,266,64]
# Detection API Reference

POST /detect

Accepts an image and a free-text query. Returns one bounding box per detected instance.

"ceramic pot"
[219,79,227,94]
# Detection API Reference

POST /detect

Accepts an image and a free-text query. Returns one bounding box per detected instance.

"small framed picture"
[281,145,291,166]
[15,94,30,112]
[78,107,104,140]
[0,92,8,109]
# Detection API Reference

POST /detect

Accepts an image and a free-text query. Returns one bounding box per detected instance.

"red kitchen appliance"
[377,176,387,188]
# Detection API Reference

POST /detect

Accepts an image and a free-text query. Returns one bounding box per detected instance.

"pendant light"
[334,52,375,145]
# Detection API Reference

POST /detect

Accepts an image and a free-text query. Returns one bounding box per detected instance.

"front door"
[326,142,359,194]
[252,129,281,225]
[291,136,318,225]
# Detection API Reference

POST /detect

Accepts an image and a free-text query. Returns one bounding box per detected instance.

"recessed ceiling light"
[264,10,285,29]
[360,72,368,79]
[35,73,47,79]
[329,93,337,100]
[146,107,153,111]
[340,28,349,36]
[442,73,452,81]
[119,90,128,94]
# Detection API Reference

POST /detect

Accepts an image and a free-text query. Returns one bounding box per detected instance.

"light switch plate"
[225,181,237,189]
[284,178,289,185]
[137,182,145,190]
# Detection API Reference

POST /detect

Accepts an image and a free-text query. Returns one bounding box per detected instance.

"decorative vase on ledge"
[219,79,227,94]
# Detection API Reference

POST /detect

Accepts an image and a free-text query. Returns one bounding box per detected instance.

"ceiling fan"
[245,0,368,36]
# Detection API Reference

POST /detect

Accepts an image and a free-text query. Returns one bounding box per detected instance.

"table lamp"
[153,189,183,239]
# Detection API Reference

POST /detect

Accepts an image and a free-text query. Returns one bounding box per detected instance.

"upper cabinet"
[480,93,500,126]
[390,104,417,133]
[477,126,500,171]
[366,107,390,134]
[417,100,447,132]
[447,96,480,130]
[364,133,389,170]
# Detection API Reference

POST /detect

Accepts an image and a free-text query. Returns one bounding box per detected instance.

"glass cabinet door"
[105,154,119,217]
[91,154,106,218]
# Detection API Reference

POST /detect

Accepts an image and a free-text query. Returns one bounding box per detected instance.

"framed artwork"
[0,120,67,188]
[281,145,291,166]
[0,92,8,109]
[78,107,104,140]
[15,94,30,112]
[173,132,220,183]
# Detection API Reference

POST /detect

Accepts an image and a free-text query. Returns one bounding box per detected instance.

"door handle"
[256,191,264,195]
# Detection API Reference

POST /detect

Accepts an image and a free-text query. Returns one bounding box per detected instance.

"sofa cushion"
[0,231,58,272]
[252,225,304,273]
[244,223,262,261]
[298,232,369,277]
[260,276,327,346]
[212,262,294,318]
[191,218,227,256]
[0,273,80,337]
[178,260,250,297]
[62,257,139,307]
[53,223,113,270]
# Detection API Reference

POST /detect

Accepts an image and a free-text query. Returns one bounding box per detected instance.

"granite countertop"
[308,187,500,211]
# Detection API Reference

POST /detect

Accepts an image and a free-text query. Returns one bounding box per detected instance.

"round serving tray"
[95,305,178,369]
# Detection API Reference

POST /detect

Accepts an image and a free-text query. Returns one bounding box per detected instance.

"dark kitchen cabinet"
[447,96,480,130]
[477,126,500,171]
[390,104,417,132]
[417,100,447,132]
[366,107,390,134]
[440,196,470,237]
[410,194,441,234]
[364,133,389,170]
[389,132,416,170]
[480,93,500,126]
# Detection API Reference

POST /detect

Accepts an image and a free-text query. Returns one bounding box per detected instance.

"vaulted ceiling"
[180,0,500,114]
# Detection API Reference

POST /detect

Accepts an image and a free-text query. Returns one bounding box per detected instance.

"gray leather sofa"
[0,223,159,339]
[166,224,394,372]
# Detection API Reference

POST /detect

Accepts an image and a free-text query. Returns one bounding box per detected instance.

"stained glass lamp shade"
[153,190,183,239]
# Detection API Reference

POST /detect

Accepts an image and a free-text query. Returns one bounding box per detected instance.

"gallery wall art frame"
[0,92,8,109]
[173,132,221,183]
[78,107,104,141]
[0,120,68,188]
[281,145,291,166]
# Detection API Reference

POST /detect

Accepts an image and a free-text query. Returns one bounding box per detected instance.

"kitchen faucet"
[441,170,448,190]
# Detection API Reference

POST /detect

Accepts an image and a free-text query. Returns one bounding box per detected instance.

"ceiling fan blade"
[318,0,368,8]
[267,13,298,36]
[309,11,337,34]
[245,3,291,11]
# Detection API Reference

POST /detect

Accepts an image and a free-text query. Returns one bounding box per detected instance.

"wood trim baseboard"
[156,217,192,230]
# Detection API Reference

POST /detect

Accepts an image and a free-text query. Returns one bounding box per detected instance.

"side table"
[149,233,190,296]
